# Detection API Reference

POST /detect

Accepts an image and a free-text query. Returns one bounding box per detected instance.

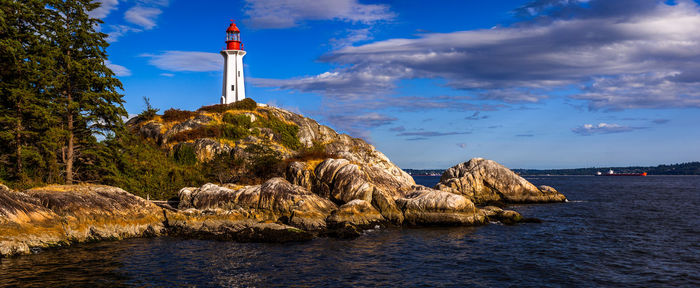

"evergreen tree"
[0,0,59,183]
[46,0,127,183]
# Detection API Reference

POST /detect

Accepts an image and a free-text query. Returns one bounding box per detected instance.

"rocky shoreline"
[1,106,566,257]
[0,157,566,258]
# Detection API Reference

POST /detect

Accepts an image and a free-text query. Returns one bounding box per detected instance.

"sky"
[95,0,700,169]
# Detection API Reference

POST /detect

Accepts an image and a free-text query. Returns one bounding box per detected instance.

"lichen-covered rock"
[327,200,385,229]
[396,186,486,226]
[436,158,567,204]
[25,185,165,242]
[0,185,65,257]
[163,114,212,144]
[177,178,337,230]
[1,184,164,257]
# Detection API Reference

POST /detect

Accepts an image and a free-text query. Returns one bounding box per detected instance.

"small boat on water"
[596,169,647,176]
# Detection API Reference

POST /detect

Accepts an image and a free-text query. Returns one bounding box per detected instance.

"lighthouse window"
[231,85,235,91]
[238,71,241,77]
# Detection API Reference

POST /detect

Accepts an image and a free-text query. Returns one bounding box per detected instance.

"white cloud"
[244,0,395,29]
[255,0,700,109]
[89,0,119,19]
[106,25,142,42]
[141,51,222,72]
[160,73,174,77]
[124,6,162,29]
[105,60,131,76]
[572,123,643,135]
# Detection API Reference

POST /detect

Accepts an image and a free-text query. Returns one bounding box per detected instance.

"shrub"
[162,108,197,122]
[138,96,159,121]
[268,118,301,150]
[290,141,334,162]
[197,98,257,113]
[174,144,197,165]
[222,113,252,128]
[169,126,221,142]
[244,144,284,181]
[220,124,249,140]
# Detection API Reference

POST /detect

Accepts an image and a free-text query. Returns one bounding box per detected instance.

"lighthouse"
[221,21,246,104]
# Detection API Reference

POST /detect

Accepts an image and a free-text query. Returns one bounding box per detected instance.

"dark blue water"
[1,176,699,287]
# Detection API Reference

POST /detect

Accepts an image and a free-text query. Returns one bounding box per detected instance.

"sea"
[1,176,698,287]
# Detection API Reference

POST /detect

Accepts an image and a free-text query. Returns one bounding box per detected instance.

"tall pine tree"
[0,0,59,184]
[46,0,127,184]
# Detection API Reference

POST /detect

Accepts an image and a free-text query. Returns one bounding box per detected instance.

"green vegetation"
[197,98,257,113]
[256,115,302,150]
[162,108,197,122]
[1,0,126,187]
[0,2,318,198]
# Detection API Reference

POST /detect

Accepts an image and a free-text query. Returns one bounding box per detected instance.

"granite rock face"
[0,184,164,257]
[178,178,337,231]
[326,199,385,229]
[396,186,486,226]
[435,158,567,205]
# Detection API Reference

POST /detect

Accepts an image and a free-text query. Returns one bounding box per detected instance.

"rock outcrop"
[326,199,385,229]
[0,184,164,257]
[178,178,337,231]
[396,186,486,226]
[436,158,567,205]
[164,209,313,243]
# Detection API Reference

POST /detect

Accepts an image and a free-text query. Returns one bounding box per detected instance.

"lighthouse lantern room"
[221,21,246,104]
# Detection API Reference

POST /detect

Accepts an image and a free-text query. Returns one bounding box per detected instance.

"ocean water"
[1,176,699,287]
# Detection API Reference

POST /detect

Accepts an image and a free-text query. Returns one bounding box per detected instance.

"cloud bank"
[572,123,643,136]
[244,0,395,29]
[255,0,700,110]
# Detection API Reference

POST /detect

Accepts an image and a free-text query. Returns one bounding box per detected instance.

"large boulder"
[435,158,567,205]
[306,158,405,224]
[396,186,486,226]
[326,199,385,229]
[178,178,337,230]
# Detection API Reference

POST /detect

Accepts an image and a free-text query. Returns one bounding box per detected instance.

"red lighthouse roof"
[225,20,242,50]
[226,22,240,33]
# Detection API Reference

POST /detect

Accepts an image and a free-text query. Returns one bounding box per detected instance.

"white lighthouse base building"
[221,50,246,104]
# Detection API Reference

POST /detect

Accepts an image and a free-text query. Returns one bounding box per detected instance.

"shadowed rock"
[436,158,567,205]
[164,209,313,243]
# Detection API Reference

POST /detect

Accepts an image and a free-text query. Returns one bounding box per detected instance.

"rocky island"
[0,100,566,257]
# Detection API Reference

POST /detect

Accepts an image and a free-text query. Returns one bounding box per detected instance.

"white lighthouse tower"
[221,21,246,104]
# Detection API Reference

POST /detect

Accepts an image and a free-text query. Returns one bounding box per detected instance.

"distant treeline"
[513,162,700,176]
[405,162,700,176]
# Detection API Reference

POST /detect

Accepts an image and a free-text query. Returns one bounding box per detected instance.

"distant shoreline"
[404,162,700,176]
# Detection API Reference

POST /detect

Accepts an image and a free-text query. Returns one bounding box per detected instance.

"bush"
[138,96,159,121]
[256,116,302,150]
[222,113,252,128]
[169,126,221,143]
[198,98,257,113]
[244,144,284,181]
[290,141,334,162]
[220,124,249,140]
[162,109,197,122]
[174,144,197,165]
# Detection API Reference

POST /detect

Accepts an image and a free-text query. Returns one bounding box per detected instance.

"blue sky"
[96,0,700,169]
